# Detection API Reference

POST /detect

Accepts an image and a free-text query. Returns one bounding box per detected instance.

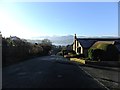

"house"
[73,34,120,57]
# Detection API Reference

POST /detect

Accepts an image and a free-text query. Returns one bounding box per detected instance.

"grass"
[64,54,77,58]
[70,57,120,67]
[70,58,85,64]
[70,58,99,65]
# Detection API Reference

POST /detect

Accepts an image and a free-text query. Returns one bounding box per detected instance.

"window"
[77,47,81,54]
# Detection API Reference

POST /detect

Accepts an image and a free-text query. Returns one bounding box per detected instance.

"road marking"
[78,65,110,90]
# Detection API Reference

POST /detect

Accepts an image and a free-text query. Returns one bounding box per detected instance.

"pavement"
[79,64,120,89]
[2,55,107,89]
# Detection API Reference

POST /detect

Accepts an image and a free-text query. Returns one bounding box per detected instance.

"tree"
[40,39,52,55]
[41,39,52,45]
[51,45,63,55]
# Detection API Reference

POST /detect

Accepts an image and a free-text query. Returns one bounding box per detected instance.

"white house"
[73,34,120,57]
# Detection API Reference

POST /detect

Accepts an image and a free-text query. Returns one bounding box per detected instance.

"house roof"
[92,41,115,48]
[77,38,96,48]
[76,38,120,51]
[92,41,120,52]
[114,40,120,52]
[115,44,120,52]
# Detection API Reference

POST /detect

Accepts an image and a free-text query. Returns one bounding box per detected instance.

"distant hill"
[27,35,119,46]
[26,39,42,44]
[49,35,74,46]
[27,35,74,46]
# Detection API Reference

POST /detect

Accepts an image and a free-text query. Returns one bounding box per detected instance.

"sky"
[0,2,118,39]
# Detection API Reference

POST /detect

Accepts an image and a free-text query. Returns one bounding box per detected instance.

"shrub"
[88,48,94,60]
[88,43,119,61]
[103,44,119,61]
[2,37,52,66]
[57,52,63,56]
[68,50,76,54]
[61,49,68,56]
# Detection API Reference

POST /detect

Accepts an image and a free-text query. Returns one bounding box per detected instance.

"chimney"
[74,34,77,40]
[74,34,77,52]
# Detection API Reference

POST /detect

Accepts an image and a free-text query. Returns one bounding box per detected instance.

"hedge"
[88,43,119,61]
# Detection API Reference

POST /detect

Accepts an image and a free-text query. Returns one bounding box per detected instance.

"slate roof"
[77,38,120,52]
[114,40,120,52]
[115,44,120,52]
[77,39,96,48]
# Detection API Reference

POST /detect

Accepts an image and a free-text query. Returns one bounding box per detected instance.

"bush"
[88,43,119,61]
[57,52,63,56]
[103,44,119,61]
[88,48,94,60]
[88,48,105,61]
[2,37,52,66]
[68,50,76,54]
[39,44,51,55]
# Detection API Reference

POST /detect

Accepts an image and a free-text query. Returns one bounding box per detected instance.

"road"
[81,65,120,89]
[3,55,107,88]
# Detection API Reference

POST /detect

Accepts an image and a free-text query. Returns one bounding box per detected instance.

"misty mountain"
[27,35,74,46]
[27,35,119,46]
[49,35,74,46]
[26,39,42,44]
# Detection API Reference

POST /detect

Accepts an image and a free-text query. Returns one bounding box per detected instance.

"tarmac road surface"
[2,55,107,89]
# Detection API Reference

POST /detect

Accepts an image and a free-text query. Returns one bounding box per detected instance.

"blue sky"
[0,2,118,39]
